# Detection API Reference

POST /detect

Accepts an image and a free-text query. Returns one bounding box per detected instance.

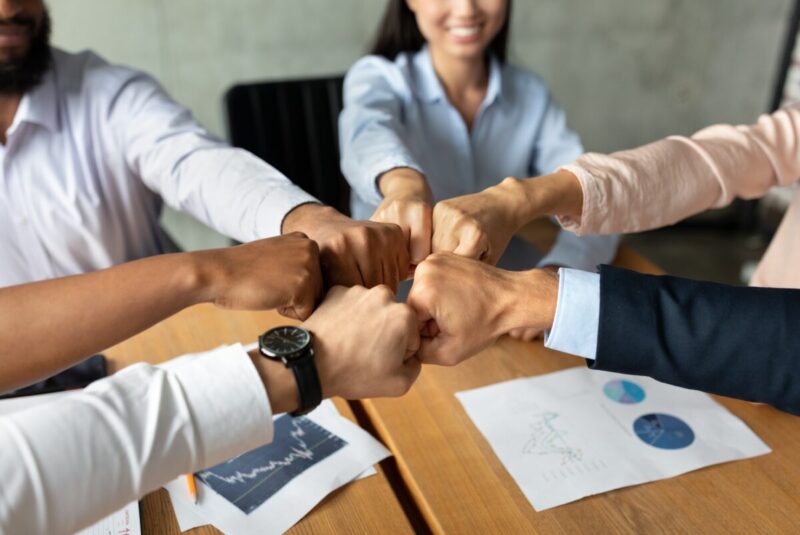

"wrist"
[281,202,332,235]
[248,349,300,414]
[499,268,560,333]
[378,168,432,203]
[171,251,219,307]
[520,170,583,221]
[492,177,536,230]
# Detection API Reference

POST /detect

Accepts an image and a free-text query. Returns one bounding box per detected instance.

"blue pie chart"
[633,413,695,450]
[603,379,646,404]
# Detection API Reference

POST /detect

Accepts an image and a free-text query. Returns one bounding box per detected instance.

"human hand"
[303,285,422,399]
[194,233,322,320]
[283,204,408,292]
[373,168,433,268]
[408,253,559,366]
[432,177,530,265]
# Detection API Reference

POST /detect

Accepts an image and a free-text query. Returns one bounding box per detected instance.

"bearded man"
[0,0,407,292]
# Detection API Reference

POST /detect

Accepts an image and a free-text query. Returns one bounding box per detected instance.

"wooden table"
[104,306,415,535]
[105,224,800,533]
[362,239,800,533]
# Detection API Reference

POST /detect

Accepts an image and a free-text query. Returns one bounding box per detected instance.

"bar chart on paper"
[198,415,347,514]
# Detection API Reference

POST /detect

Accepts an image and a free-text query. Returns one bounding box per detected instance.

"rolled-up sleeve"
[339,57,424,206]
[0,344,273,534]
[556,106,800,237]
[110,70,317,241]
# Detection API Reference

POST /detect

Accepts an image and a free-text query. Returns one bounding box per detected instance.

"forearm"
[496,268,560,336]
[486,171,584,234]
[553,108,800,236]
[0,252,218,391]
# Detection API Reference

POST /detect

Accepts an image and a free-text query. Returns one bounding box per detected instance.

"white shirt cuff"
[257,188,319,238]
[544,268,600,360]
[159,343,274,467]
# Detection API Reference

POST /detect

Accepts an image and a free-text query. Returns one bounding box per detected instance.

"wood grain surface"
[104,306,414,535]
[361,241,800,534]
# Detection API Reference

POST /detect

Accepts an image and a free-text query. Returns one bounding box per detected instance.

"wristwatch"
[258,326,322,417]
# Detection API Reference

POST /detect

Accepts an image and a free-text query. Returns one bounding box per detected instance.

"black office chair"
[224,75,351,215]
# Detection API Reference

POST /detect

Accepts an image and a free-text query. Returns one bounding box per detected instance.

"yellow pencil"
[185,473,198,504]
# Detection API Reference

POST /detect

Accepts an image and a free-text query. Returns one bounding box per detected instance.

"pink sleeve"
[558,106,800,235]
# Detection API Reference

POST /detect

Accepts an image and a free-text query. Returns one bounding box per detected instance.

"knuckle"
[355,225,372,241]
[371,284,394,301]
[330,232,348,252]
[413,259,432,278]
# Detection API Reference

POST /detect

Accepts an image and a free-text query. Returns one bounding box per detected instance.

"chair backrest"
[225,75,350,214]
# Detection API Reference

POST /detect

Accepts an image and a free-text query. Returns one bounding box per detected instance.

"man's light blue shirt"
[339,47,619,271]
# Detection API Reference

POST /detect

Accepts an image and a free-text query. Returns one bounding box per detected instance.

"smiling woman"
[339,0,620,335]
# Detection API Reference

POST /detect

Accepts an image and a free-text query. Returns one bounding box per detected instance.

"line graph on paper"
[521,411,609,483]
[197,415,347,514]
[522,412,583,464]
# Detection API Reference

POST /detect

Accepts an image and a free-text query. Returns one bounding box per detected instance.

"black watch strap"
[289,351,322,417]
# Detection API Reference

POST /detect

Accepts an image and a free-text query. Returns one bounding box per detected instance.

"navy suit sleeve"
[591,265,800,415]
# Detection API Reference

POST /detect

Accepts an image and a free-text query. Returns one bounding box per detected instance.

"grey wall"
[48,0,793,248]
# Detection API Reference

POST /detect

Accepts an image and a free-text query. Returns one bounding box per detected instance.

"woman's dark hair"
[370,0,511,63]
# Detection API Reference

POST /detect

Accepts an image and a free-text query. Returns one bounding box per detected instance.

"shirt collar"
[11,63,59,134]
[412,45,504,106]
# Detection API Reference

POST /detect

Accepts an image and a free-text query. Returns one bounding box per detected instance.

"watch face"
[260,326,311,359]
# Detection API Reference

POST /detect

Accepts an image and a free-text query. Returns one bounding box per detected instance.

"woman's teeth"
[448,26,480,38]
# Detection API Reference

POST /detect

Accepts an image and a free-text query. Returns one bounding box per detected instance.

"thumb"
[277,306,301,320]
[407,287,433,323]
[418,335,450,365]
[409,207,432,264]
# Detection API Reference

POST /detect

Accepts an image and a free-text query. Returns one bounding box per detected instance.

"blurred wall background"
[48,0,793,254]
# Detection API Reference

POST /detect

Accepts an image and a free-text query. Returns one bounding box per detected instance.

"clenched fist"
[196,232,323,320]
[284,204,409,292]
[432,177,530,264]
[304,285,422,399]
[408,253,559,366]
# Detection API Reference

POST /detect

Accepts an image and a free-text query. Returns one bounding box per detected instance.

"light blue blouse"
[339,46,619,271]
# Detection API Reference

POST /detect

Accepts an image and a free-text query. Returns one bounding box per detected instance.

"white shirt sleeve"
[339,58,425,206]
[110,71,317,240]
[0,344,274,534]
[544,268,601,360]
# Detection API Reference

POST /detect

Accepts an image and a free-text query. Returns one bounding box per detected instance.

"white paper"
[0,392,141,535]
[76,502,141,535]
[456,367,771,511]
[165,399,389,534]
